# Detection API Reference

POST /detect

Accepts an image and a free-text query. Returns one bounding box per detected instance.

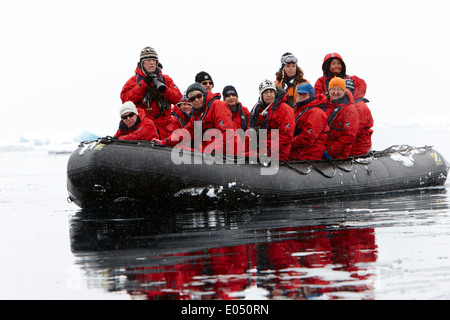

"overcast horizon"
[1,0,449,139]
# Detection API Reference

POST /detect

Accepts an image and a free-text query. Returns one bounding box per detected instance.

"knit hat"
[140,46,158,62]
[259,79,277,101]
[186,82,207,98]
[345,78,355,92]
[259,79,276,94]
[176,95,193,107]
[120,101,138,116]
[296,83,315,97]
[328,77,346,92]
[281,52,298,66]
[222,85,238,99]
[195,71,214,85]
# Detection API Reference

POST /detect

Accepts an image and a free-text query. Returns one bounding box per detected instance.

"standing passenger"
[314,52,365,98]
[121,46,182,139]
[275,52,309,107]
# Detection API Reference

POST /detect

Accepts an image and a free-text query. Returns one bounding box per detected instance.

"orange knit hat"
[328,77,346,91]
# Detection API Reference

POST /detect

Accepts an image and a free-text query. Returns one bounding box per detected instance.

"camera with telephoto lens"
[152,76,167,93]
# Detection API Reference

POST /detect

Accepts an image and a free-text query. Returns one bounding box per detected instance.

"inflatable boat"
[66,137,449,209]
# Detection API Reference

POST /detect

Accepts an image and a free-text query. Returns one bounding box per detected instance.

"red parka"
[325,91,359,159]
[164,91,239,155]
[249,94,295,161]
[350,78,374,157]
[229,103,250,130]
[170,105,192,130]
[113,109,159,141]
[290,94,329,161]
[314,53,365,97]
[120,64,182,139]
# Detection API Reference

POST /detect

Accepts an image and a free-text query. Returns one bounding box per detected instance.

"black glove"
[143,74,156,86]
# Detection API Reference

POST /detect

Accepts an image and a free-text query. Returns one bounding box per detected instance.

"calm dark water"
[69,189,450,300]
[1,135,450,299]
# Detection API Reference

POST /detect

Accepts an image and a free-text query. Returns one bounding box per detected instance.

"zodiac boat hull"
[66,138,448,209]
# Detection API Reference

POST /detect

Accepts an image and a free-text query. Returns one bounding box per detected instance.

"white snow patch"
[389,148,422,167]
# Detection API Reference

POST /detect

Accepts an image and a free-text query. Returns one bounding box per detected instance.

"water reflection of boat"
[67,139,448,210]
[70,190,449,300]
[70,207,378,299]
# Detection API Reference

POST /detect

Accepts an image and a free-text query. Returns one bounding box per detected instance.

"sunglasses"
[189,94,203,102]
[121,113,136,120]
[226,91,237,97]
[202,81,213,86]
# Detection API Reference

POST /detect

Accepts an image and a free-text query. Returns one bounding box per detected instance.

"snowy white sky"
[1,0,450,137]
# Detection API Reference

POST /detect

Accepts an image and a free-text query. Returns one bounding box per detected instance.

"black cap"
[222,85,238,99]
[195,71,214,85]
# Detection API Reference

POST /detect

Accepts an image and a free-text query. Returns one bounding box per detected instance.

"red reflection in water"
[128,226,377,300]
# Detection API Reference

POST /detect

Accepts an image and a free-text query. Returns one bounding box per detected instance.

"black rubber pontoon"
[66,138,448,209]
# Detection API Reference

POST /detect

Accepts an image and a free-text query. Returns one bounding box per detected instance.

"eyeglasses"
[189,94,203,102]
[202,81,213,86]
[121,113,136,120]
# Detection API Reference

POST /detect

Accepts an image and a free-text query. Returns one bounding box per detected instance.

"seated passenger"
[114,101,159,141]
[222,85,250,130]
[346,78,374,157]
[314,52,365,98]
[195,71,215,92]
[289,83,329,161]
[171,95,193,129]
[160,83,238,155]
[249,80,295,161]
[324,77,359,159]
[274,52,309,107]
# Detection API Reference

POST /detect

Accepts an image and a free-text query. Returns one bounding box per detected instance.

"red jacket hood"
[171,104,192,119]
[351,76,367,100]
[322,53,347,78]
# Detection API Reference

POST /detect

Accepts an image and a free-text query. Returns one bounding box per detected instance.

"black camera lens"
[153,78,167,93]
